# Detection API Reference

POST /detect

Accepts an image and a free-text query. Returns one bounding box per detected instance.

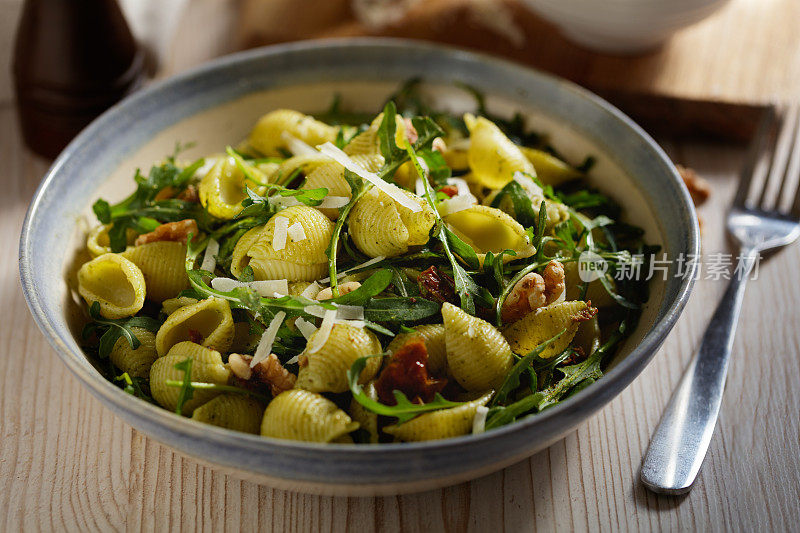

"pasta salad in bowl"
[20,39,698,494]
[77,88,654,444]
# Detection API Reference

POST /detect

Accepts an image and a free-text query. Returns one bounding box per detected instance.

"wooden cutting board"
[235,0,800,142]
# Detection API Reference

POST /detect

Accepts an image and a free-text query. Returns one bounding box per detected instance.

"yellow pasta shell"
[149,342,231,414]
[230,206,334,281]
[260,389,359,443]
[198,156,249,219]
[349,381,380,444]
[502,300,588,358]
[191,393,265,434]
[109,327,158,378]
[445,205,535,265]
[155,297,235,356]
[161,296,199,315]
[122,241,188,302]
[77,253,146,319]
[564,262,616,307]
[301,153,384,219]
[295,324,382,393]
[86,224,135,257]
[349,188,435,258]
[465,114,534,189]
[385,324,447,377]
[343,113,383,156]
[520,147,582,186]
[384,391,493,442]
[442,303,513,391]
[248,109,338,157]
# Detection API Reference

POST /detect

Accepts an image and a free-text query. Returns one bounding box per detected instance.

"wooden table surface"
[3,3,800,530]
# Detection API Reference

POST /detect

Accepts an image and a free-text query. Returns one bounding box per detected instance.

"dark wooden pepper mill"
[13,0,145,159]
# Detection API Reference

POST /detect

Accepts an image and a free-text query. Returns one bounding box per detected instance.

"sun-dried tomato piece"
[438,185,459,198]
[134,218,198,246]
[187,329,203,344]
[417,265,457,305]
[374,339,447,405]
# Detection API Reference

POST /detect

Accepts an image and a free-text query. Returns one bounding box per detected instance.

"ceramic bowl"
[520,0,731,54]
[19,38,698,496]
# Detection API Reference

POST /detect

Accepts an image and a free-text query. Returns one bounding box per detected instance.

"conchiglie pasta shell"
[502,300,588,358]
[520,146,582,186]
[86,224,135,257]
[122,241,188,302]
[442,303,513,391]
[161,296,199,315]
[302,154,384,219]
[191,393,265,434]
[77,253,146,319]
[343,114,383,156]
[445,205,534,266]
[260,389,359,442]
[465,114,534,189]
[149,342,231,414]
[349,188,435,258]
[155,297,235,356]
[295,324,382,393]
[385,324,447,377]
[230,206,334,281]
[248,109,338,157]
[349,381,380,443]
[383,390,493,442]
[109,327,158,378]
[198,156,249,219]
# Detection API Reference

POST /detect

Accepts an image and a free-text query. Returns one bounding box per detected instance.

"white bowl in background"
[520,0,731,54]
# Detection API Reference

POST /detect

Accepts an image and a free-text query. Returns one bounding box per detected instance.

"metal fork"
[640,106,800,495]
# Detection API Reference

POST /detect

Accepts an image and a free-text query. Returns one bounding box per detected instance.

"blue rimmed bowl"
[19,38,698,496]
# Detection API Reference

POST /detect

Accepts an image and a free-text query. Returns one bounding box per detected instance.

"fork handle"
[640,249,758,494]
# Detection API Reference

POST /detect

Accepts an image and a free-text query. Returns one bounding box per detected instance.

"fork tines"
[736,104,800,216]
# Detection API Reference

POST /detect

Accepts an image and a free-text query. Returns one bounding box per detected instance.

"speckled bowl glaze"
[19,39,698,496]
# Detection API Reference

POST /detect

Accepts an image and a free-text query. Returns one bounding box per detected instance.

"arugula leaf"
[404,141,481,314]
[326,169,371,296]
[330,268,393,306]
[363,297,441,322]
[173,358,195,415]
[114,372,155,403]
[84,302,161,358]
[491,180,537,228]
[490,327,567,407]
[165,380,271,404]
[485,321,627,430]
[347,355,467,424]
[532,201,548,262]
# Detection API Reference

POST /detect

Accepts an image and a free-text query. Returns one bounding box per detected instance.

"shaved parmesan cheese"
[272,216,289,251]
[200,238,219,272]
[318,255,386,283]
[438,195,475,216]
[335,304,364,321]
[195,157,218,178]
[287,221,307,242]
[472,405,489,434]
[318,196,350,209]
[318,142,422,212]
[415,178,426,197]
[335,319,366,328]
[300,281,322,300]
[251,311,286,367]
[281,131,317,156]
[211,277,288,297]
[285,354,300,365]
[295,317,318,341]
[307,309,337,354]
[250,279,289,296]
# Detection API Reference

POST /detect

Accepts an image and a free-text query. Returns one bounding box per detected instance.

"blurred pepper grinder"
[13,0,145,159]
